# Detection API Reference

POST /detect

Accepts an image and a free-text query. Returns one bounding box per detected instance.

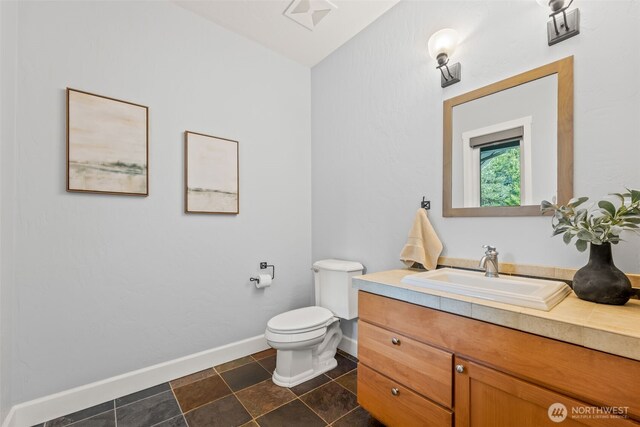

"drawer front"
[358,363,452,427]
[358,320,452,407]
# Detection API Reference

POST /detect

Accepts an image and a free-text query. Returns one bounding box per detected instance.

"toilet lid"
[267,306,334,333]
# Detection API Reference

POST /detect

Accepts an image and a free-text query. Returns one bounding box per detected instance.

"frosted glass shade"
[537,0,566,11]
[428,29,459,61]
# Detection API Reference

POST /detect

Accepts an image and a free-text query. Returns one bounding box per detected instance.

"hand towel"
[399,209,443,270]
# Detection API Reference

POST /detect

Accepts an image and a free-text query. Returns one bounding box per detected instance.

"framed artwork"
[185,131,239,214]
[67,88,149,196]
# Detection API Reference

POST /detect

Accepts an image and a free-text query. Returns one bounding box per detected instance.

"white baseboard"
[1,407,16,427]
[338,335,357,359]
[3,335,268,427]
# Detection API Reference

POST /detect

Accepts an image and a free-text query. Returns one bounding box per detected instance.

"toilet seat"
[267,306,334,334]
[265,327,327,344]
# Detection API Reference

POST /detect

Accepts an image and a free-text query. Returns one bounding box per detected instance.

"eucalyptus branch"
[541,188,640,252]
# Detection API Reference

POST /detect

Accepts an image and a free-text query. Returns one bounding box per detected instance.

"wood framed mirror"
[443,56,573,217]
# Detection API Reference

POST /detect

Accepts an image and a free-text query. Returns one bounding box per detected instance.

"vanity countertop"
[353,269,640,362]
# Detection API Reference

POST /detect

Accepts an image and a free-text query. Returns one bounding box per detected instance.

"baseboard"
[1,407,16,427]
[338,335,357,358]
[4,335,268,427]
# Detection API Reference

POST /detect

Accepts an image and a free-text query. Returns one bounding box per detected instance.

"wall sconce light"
[537,0,580,45]
[428,28,461,88]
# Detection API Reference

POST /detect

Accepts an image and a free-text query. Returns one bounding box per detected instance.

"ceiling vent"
[284,0,337,31]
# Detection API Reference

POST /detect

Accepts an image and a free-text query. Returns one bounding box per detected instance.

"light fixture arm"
[548,0,575,35]
[435,54,455,82]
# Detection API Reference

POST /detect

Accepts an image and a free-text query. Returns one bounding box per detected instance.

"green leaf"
[577,230,593,241]
[563,232,573,245]
[610,193,626,202]
[624,217,640,224]
[568,197,589,208]
[540,200,553,210]
[552,227,569,236]
[598,200,617,218]
[631,189,640,203]
[576,239,588,252]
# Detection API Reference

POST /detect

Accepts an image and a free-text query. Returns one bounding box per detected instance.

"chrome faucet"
[479,245,499,278]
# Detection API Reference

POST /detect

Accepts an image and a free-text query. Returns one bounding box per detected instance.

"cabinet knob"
[391,387,400,396]
[391,337,401,346]
[455,364,465,373]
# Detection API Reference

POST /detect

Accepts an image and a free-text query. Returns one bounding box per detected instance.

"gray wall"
[311,0,640,340]
[4,1,312,404]
[1,0,18,419]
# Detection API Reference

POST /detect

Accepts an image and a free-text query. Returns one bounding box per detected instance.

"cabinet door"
[454,357,639,427]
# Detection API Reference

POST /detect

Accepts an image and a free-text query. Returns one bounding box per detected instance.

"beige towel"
[399,209,443,270]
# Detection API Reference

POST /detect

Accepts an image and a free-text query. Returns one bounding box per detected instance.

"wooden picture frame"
[67,88,149,196]
[185,131,239,214]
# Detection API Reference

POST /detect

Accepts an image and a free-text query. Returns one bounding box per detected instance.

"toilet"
[265,259,364,388]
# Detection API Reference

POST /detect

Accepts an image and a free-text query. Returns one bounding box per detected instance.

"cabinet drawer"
[358,320,452,407]
[358,363,452,427]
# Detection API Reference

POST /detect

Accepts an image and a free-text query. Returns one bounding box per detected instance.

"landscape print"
[67,89,148,195]
[185,131,238,214]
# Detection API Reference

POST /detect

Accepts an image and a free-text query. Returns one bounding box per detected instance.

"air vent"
[284,0,337,31]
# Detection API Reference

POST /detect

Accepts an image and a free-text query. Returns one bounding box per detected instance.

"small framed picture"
[67,88,149,196]
[185,131,239,214]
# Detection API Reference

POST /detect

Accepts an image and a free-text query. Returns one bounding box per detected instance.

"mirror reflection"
[451,74,558,208]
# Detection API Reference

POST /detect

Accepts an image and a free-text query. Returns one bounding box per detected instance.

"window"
[479,140,521,207]
[461,117,533,208]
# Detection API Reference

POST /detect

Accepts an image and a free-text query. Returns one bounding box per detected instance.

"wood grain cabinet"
[357,291,640,427]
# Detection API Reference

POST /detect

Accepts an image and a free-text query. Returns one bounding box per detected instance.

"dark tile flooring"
[37,349,384,427]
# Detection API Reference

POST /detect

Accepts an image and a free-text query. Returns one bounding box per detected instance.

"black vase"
[572,242,632,305]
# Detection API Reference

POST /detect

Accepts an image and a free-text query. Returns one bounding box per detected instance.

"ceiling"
[174,0,400,67]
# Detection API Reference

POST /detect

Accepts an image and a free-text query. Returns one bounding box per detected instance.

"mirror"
[443,56,573,217]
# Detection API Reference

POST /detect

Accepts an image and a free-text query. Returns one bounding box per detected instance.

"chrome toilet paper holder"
[250,261,275,284]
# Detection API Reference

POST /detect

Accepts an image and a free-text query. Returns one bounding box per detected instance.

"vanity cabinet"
[357,291,640,427]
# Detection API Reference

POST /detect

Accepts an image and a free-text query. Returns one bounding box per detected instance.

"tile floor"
[36,349,384,427]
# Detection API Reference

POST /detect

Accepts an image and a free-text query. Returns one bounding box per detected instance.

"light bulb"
[428,29,459,64]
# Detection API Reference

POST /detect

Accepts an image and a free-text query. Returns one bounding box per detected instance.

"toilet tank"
[313,259,364,320]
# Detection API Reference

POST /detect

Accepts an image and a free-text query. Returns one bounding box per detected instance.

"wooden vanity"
[357,290,640,426]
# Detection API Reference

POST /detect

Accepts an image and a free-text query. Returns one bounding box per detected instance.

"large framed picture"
[67,88,149,196]
[185,131,239,214]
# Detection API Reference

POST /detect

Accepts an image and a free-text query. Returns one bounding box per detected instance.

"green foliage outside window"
[480,142,521,207]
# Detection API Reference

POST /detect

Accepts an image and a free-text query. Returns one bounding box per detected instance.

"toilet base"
[270,320,343,388]
[272,355,337,388]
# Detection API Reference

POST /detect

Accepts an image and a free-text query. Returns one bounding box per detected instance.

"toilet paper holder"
[250,261,275,284]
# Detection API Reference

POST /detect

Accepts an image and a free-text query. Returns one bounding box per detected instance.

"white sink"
[401,268,571,311]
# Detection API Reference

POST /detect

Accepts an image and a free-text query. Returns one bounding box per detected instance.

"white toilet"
[265,259,364,387]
